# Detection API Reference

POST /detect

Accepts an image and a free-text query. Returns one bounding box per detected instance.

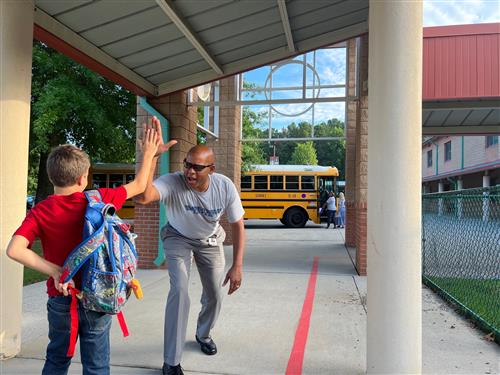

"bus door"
[318,176,335,220]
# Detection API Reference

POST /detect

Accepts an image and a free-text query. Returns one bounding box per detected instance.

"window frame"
[486,135,499,148]
[427,149,432,168]
[444,141,452,162]
[253,175,269,190]
[300,175,315,191]
[285,175,299,191]
[270,175,284,190]
[241,175,252,190]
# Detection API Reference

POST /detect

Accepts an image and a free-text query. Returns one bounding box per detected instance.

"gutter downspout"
[138,97,170,266]
[431,139,439,176]
[461,136,465,170]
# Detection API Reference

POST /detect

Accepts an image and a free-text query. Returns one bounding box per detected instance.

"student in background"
[337,191,346,228]
[322,191,337,229]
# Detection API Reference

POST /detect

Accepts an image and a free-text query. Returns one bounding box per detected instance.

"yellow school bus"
[87,163,135,220]
[241,165,339,228]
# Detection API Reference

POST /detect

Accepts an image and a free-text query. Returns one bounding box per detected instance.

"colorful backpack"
[60,190,142,356]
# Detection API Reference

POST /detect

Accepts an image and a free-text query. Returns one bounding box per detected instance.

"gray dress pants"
[161,225,226,366]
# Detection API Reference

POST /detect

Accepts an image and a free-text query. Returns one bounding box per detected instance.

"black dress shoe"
[195,335,217,355]
[162,363,184,375]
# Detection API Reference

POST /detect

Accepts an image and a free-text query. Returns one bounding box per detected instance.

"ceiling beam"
[34,7,156,96]
[423,99,500,111]
[277,0,295,52]
[157,21,368,96]
[155,0,223,75]
[423,125,500,135]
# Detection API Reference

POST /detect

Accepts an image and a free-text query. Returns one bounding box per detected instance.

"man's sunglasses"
[183,159,213,172]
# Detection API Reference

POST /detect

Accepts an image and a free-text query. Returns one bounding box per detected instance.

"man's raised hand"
[151,116,177,156]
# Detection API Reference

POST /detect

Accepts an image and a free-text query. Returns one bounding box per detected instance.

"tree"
[240,86,268,170]
[313,119,345,178]
[290,142,318,165]
[30,41,136,202]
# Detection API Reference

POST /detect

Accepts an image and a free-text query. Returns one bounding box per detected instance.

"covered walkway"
[2,221,498,374]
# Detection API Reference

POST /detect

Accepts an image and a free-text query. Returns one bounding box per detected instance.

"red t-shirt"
[14,187,127,297]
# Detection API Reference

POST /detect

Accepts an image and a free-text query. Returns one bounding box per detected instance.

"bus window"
[285,175,299,190]
[254,175,268,190]
[241,175,252,190]
[110,174,124,188]
[318,176,335,206]
[125,174,135,184]
[270,175,283,190]
[92,174,107,188]
[301,175,315,191]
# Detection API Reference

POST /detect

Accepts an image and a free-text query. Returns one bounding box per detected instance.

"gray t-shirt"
[153,172,244,239]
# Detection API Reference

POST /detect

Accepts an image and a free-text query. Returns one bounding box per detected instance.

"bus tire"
[284,207,308,228]
[279,218,286,225]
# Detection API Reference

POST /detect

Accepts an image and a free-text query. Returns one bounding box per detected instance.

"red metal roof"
[423,23,500,100]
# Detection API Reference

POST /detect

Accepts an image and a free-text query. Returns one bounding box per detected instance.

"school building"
[422,135,500,192]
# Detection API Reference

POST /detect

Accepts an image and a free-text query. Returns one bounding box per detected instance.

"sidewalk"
[1,220,499,374]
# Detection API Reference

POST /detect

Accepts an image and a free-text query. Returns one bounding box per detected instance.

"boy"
[6,124,176,375]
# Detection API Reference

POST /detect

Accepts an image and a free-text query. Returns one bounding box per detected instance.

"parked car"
[26,195,35,210]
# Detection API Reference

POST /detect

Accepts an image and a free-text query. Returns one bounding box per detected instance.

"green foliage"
[197,130,207,144]
[30,41,136,200]
[427,276,500,334]
[290,141,318,165]
[23,241,46,285]
[241,106,268,171]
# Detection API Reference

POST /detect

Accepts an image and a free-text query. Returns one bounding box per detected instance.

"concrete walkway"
[1,220,499,374]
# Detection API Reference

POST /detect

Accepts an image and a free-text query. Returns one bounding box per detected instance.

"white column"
[457,179,463,218]
[438,182,444,192]
[438,181,444,216]
[483,174,490,188]
[0,0,34,359]
[367,1,422,374]
[482,174,490,222]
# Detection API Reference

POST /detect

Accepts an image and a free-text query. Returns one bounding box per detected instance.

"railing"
[422,186,500,342]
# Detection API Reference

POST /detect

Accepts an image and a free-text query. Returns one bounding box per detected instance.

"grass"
[23,240,48,286]
[427,276,500,333]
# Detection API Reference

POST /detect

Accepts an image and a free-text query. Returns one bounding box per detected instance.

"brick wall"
[344,35,369,276]
[354,35,369,276]
[135,104,162,269]
[345,38,358,248]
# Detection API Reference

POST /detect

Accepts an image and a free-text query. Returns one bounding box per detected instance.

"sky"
[239,0,500,138]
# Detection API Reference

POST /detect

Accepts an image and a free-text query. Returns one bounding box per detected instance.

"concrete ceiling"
[34,0,369,96]
[422,99,500,135]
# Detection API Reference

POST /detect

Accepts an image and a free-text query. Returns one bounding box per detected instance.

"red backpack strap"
[67,287,80,357]
[116,311,129,337]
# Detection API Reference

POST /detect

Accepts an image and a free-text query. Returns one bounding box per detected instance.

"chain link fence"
[422,185,500,342]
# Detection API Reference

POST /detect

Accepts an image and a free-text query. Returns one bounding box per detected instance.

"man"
[136,119,245,375]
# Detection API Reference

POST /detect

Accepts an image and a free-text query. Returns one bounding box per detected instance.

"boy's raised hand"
[140,125,161,157]
[151,116,177,156]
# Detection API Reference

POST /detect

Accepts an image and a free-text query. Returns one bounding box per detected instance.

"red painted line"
[285,256,319,375]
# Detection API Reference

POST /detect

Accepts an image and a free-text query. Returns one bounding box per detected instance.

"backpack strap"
[60,210,107,283]
[85,189,102,204]
[66,286,80,357]
[86,189,116,216]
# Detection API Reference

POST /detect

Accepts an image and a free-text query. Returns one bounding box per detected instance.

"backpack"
[60,190,142,356]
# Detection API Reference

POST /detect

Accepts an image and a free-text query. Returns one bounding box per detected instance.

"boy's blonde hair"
[46,144,90,187]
